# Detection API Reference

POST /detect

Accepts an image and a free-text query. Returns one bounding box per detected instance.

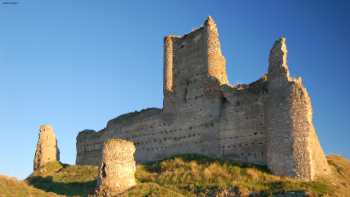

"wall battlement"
[76,17,329,180]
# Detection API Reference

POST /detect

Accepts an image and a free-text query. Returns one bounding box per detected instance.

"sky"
[0,0,349,179]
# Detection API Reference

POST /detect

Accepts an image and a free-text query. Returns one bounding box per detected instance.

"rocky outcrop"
[95,139,136,196]
[33,124,60,170]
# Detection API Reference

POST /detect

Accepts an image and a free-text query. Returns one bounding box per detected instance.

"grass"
[120,183,185,197]
[0,175,60,197]
[134,154,331,196]
[322,154,350,196]
[26,161,98,196]
[1,154,345,197]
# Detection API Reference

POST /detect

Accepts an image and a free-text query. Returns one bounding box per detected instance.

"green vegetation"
[133,154,330,196]
[1,154,349,196]
[26,161,97,196]
[119,183,185,197]
[0,175,59,197]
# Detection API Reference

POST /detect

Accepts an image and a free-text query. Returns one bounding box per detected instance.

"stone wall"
[76,17,329,180]
[76,129,103,165]
[219,79,268,165]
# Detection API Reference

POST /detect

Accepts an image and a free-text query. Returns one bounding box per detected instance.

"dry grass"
[26,161,98,196]
[0,175,60,197]
[322,154,350,196]
[135,154,332,196]
[0,154,348,196]
[120,183,185,197]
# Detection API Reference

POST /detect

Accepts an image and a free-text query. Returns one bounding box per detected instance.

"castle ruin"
[76,17,329,180]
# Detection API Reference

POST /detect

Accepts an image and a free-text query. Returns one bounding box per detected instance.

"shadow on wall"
[26,176,97,196]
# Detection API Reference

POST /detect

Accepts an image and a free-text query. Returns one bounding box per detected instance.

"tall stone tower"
[162,16,229,157]
[264,38,330,180]
[163,16,228,113]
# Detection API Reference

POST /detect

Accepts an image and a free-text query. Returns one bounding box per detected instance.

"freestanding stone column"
[33,124,60,170]
[95,139,136,196]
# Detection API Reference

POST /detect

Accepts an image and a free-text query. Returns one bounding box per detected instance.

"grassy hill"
[1,154,349,196]
[26,162,98,196]
[0,175,60,197]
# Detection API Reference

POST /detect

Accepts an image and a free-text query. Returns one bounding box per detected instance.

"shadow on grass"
[142,154,270,174]
[27,176,97,196]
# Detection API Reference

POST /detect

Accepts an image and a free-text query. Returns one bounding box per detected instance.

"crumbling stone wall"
[34,124,60,170]
[76,17,329,180]
[76,129,103,165]
[219,79,268,165]
[207,16,228,85]
[265,38,329,180]
[95,139,136,196]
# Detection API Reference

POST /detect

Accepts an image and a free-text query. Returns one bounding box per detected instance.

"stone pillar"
[163,36,176,113]
[33,124,60,170]
[95,139,136,196]
[164,36,174,94]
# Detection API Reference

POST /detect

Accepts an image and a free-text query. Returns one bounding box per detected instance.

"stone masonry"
[95,139,136,196]
[76,17,329,180]
[34,124,60,170]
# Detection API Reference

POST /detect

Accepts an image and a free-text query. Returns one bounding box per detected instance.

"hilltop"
[0,154,346,196]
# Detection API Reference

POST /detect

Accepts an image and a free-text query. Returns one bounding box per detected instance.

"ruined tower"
[76,17,329,180]
[95,139,136,196]
[163,16,228,113]
[34,124,60,170]
[264,38,329,180]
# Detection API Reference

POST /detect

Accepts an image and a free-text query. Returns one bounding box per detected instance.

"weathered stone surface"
[268,37,290,80]
[76,17,329,181]
[265,38,330,180]
[33,124,60,170]
[206,16,228,85]
[95,139,136,196]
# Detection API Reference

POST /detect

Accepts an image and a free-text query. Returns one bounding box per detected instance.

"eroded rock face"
[95,139,136,196]
[33,124,60,170]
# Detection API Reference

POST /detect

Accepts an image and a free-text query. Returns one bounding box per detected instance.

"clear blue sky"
[0,0,349,179]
